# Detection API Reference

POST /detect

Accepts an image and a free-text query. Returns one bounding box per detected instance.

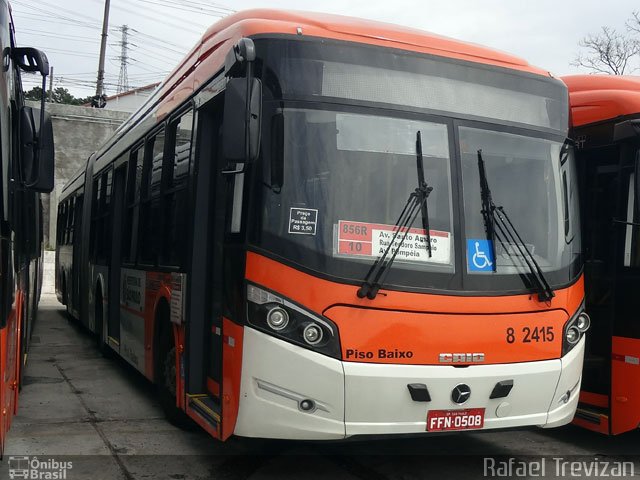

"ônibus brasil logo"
[8,456,73,479]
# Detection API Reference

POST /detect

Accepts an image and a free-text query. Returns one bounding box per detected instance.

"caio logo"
[439,353,485,363]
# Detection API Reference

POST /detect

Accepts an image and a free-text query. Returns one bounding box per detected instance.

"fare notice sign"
[336,220,451,264]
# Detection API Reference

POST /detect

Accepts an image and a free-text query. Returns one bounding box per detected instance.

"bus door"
[580,148,618,405]
[107,166,127,345]
[185,95,225,437]
[71,194,83,317]
[611,143,640,434]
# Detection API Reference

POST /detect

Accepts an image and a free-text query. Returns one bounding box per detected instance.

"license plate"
[426,408,485,431]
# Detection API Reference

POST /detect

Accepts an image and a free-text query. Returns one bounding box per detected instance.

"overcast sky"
[12,0,640,98]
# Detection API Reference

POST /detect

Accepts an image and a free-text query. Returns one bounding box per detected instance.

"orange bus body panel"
[563,75,640,127]
[246,252,583,365]
[579,391,609,409]
[328,306,566,364]
[611,336,640,434]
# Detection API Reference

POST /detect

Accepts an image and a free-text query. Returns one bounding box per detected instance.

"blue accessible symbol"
[467,239,494,272]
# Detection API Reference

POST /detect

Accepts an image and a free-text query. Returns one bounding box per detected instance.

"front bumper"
[233,327,584,440]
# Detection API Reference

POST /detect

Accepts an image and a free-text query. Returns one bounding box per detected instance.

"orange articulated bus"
[0,1,54,456]
[564,74,640,435]
[56,10,585,441]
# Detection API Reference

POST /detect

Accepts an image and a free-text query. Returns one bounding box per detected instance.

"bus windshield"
[250,38,581,294]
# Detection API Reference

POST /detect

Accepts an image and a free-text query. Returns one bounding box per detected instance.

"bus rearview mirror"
[222,77,262,164]
[635,151,640,213]
[19,106,55,193]
[12,47,49,76]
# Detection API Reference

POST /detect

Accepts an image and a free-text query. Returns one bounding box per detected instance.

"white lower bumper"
[234,328,584,440]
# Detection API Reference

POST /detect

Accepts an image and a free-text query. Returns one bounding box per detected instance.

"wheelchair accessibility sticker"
[467,239,494,272]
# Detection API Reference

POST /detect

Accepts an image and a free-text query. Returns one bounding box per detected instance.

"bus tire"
[155,302,196,430]
[94,286,111,358]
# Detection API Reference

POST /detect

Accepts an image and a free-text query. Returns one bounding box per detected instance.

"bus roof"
[192,9,549,75]
[563,75,640,127]
[85,9,557,184]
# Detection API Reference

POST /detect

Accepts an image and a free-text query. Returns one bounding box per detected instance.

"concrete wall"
[27,101,131,248]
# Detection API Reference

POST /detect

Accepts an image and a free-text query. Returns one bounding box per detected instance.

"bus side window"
[160,109,193,268]
[90,176,102,261]
[123,148,141,264]
[57,203,65,246]
[67,198,75,245]
[90,170,112,264]
[139,129,165,265]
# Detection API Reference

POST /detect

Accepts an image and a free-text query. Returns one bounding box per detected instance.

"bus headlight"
[266,307,289,331]
[303,323,323,345]
[565,326,580,345]
[576,312,590,333]
[562,303,588,356]
[246,284,341,359]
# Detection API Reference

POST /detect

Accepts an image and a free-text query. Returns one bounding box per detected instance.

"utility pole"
[95,0,111,99]
[48,66,53,102]
[116,25,130,94]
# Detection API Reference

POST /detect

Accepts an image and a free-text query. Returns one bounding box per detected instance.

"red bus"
[0,1,54,456]
[56,10,585,440]
[564,74,640,435]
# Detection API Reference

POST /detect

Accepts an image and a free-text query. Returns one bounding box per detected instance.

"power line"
[11,11,101,29]
[127,30,186,56]
[85,0,207,35]
[11,3,100,28]
[13,0,100,23]
[132,0,231,17]
[166,0,235,14]
[19,31,100,44]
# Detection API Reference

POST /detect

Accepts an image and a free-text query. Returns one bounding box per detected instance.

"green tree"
[24,85,44,102]
[23,85,93,105]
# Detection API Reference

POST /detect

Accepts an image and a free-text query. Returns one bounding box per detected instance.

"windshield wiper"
[478,149,497,269]
[416,131,433,258]
[357,131,433,299]
[476,149,555,302]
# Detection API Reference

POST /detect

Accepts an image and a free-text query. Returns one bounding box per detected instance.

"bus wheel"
[157,327,196,430]
[62,274,71,322]
[94,287,111,358]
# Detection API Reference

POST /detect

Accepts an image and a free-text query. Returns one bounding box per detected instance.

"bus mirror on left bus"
[222,77,262,165]
[19,106,54,193]
[635,150,640,213]
[13,47,54,192]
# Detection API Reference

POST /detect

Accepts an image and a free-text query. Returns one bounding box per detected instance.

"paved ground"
[1,296,639,480]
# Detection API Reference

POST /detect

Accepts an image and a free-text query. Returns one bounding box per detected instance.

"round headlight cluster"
[303,323,323,345]
[266,307,289,331]
[565,326,580,345]
[576,312,590,333]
